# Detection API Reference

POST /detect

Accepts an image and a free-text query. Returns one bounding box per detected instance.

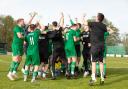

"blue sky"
[0,0,128,33]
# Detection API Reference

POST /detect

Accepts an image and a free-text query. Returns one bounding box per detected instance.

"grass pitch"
[0,55,128,89]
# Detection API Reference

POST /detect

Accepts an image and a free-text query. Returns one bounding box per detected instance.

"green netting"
[0,43,7,54]
[107,46,126,55]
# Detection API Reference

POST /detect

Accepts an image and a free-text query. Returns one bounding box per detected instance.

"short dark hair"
[52,21,58,27]
[77,23,81,28]
[29,24,36,31]
[97,13,104,22]
[44,26,48,30]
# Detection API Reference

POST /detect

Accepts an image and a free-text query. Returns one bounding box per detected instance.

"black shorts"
[90,43,104,62]
[53,47,66,60]
[75,44,81,57]
[39,48,49,64]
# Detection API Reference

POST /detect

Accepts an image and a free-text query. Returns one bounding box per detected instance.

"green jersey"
[25,29,41,55]
[12,25,24,45]
[65,29,76,49]
[69,19,81,45]
[104,32,109,44]
[104,32,109,58]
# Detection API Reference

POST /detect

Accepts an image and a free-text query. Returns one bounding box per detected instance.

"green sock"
[32,71,38,79]
[68,63,71,72]
[24,70,29,75]
[9,61,17,72]
[96,62,100,75]
[13,62,20,73]
[104,63,106,76]
[71,62,76,75]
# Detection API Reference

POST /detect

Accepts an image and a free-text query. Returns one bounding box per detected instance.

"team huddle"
[7,12,113,85]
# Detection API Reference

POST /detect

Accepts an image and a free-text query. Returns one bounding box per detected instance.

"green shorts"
[25,53,40,66]
[65,47,77,58]
[12,43,23,56]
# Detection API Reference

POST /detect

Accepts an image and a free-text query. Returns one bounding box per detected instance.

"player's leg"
[31,54,40,82]
[12,56,22,78]
[99,46,105,85]
[7,45,23,80]
[103,60,106,78]
[65,49,71,75]
[38,62,43,77]
[66,58,71,79]
[71,57,77,76]
[42,49,49,78]
[103,45,107,78]
[42,64,49,78]
[42,58,49,79]
[50,50,58,80]
[59,48,68,77]
[7,56,18,80]
[38,49,44,77]
[68,47,77,77]
[12,45,23,78]
[75,45,81,74]
[21,45,28,74]
[24,65,29,81]
[31,65,39,83]
[89,46,98,85]
[83,50,90,77]
[23,55,32,81]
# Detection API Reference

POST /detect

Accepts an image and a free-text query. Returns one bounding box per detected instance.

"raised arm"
[59,12,64,27]
[27,12,37,25]
[75,17,78,24]
[82,13,88,26]
[107,26,114,34]
[68,15,75,25]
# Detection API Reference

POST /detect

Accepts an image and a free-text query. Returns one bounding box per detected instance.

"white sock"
[12,71,16,74]
[42,73,46,78]
[91,73,96,80]
[32,76,36,80]
[38,71,41,76]
[30,66,33,72]
[100,72,104,80]
[71,71,74,75]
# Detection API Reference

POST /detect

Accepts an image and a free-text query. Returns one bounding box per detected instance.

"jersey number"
[30,37,34,45]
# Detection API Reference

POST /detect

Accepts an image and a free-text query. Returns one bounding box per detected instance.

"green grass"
[0,55,128,89]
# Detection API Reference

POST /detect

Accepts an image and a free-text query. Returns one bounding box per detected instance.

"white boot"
[7,72,15,81]
[83,71,89,77]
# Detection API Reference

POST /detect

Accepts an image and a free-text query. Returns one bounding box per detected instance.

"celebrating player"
[7,18,25,80]
[81,25,91,77]
[38,26,50,79]
[48,12,68,80]
[83,13,108,85]
[64,24,77,79]
[68,15,81,74]
[23,23,45,82]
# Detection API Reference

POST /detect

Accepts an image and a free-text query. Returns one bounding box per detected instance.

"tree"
[122,33,128,54]
[0,15,16,51]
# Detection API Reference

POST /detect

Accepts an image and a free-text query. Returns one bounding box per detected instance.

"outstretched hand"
[29,11,37,17]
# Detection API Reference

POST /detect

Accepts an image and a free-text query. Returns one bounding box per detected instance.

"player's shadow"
[105,68,128,85]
